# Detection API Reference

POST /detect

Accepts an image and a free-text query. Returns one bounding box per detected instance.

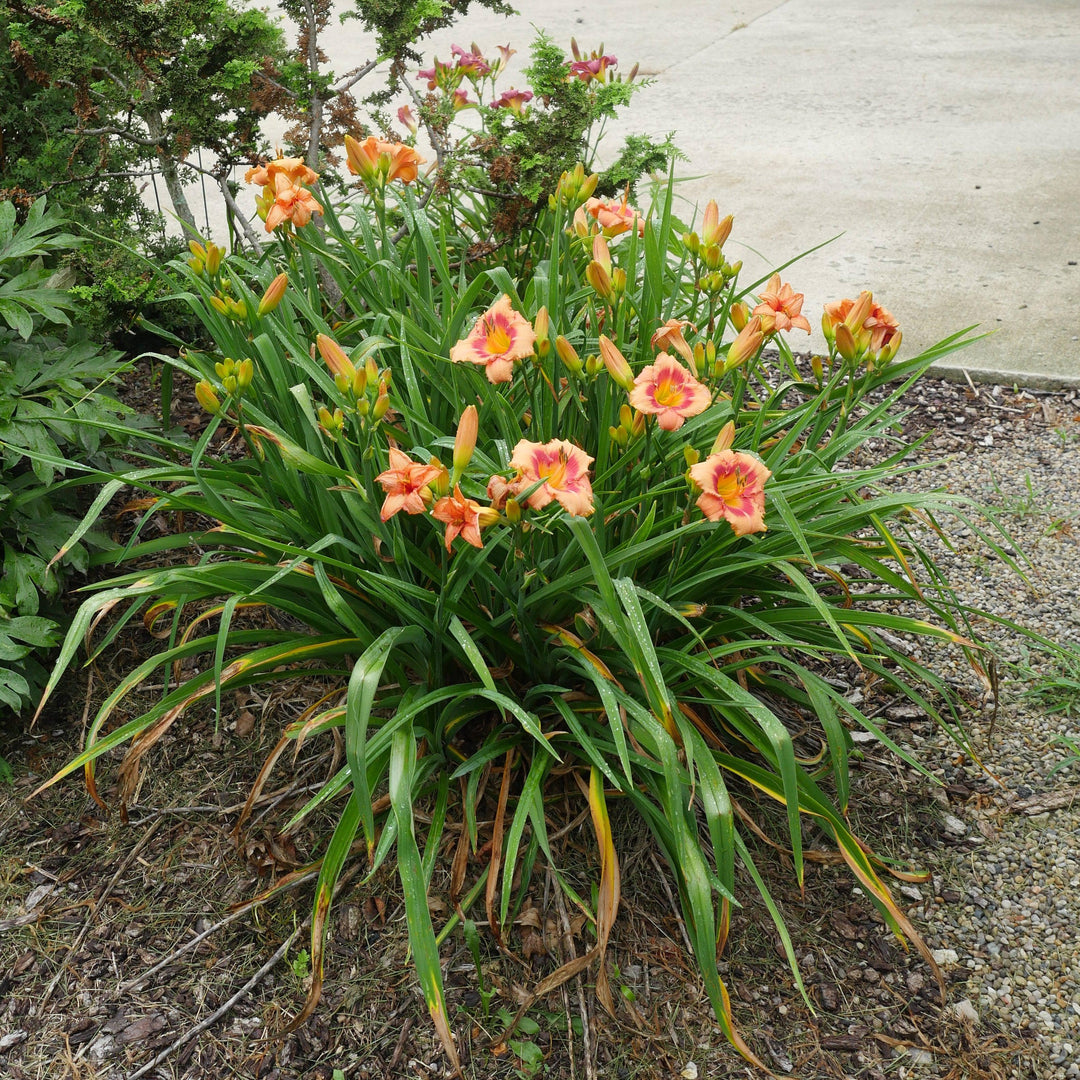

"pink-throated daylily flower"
[450,295,536,383]
[375,448,443,522]
[509,439,595,517]
[628,353,711,431]
[753,274,811,335]
[450,43,491,79]
[492,88,534,115]
[432,485,495,552]
[568,41,618,83]
[689,450,771,537]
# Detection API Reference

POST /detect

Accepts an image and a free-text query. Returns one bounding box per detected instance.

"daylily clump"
[450,295,536,383]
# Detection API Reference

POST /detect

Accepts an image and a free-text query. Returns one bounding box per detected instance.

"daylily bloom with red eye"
[689,450,771,537]
[492,43,515,75]
[345,135,425,189]
[491,88,534,115]
[509,439,595,517]
[375,448,442,522]
[263,172,323,232]
[418,57,458,91]
[628,353,711,432]
[450,295,536,384]
[450,88,475,110]
[581,192,645,238]
[450,43,491,79]
[432,485,487,552]
[651,318,697,367]
[753,274,811,335]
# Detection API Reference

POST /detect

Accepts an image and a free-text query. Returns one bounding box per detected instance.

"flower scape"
[36,82,997,1075]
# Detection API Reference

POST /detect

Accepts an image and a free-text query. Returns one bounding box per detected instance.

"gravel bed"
[868,377,1080,1077]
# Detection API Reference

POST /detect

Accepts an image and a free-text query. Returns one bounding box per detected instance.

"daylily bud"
[204,243,224,276]
[811,355,824,381]
[599,335,635,391]
[365,356,379,385]
[877,328,902,364]
[209,296,229,317]
[236,358,254,390]
[683,445,700,467]
[611,266,627,296]
[845,290,874,333]
[700,201,732,249]
[729,301,750,333]
[317,333,355,381]
[619,403,633,429]
[187,256,205,276]
[222,374,238,396]
[477,506,501,528]
[706,340,718,377]
[188,240,207,261]
[452,404,478,480]
[591,234,611,273]
[215,358,233,379]
[585,353,602,377]
[724,316,764,372]
[352,366,368,397]
[357,397,370,417]
[372,391,390,421]
[834,322,859,363]
[673,602,707,618]
[505,497,521,524]
[555,335,583,374]
[195,380,221,415]
[228,298,247,320]
[711,419,736,454]
[318,406,345,437]
[586,260,614,302]
[630,409,646,438]
[682,231,700,256]
[429,456,450,497]
[533,306,551,357]
[579,170,599,202]
[609,424,626,446]
[257,272,288,317]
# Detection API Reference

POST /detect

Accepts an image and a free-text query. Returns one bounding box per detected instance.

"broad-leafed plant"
[35,147,1004,1071]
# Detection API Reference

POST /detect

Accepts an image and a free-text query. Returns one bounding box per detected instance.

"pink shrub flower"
[753,274,811,335]
[375,448,442,521]
[450,295,536,383]
[689,451,771,537]
[432,485,487,552]
[628,353,711,431]
[509,439,594,517]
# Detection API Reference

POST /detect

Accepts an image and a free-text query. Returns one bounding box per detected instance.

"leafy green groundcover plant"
[0,199,132,722]
[35,151,1004,1071]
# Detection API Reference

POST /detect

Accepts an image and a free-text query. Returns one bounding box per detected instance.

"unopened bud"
[724,316,764,372]
[352,366,368,397]
[257,272,288,317]
[711,420,735,454]
[373,391,390,421]
[555,335,582,374]
[452,404,478,480]
[505,497,521,524]
[317,334,355,381]
[598,334,635,391]
[834,322,859,363]
[209,295,229,317]
[236,358,254,390]
[683,445,700,467]
[204,243,224,276]
[811,355,824,380]
[729,302,750,333]
[429,456,449,497]
[533,306,551,357]
[195,380,221,415]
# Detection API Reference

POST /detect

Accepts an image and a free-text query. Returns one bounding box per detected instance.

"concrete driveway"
[241,0,1080,384]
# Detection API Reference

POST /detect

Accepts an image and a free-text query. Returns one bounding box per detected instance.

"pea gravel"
[869,376,1080,1078]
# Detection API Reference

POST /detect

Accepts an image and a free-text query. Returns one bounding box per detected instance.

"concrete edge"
[927,363,1080,393]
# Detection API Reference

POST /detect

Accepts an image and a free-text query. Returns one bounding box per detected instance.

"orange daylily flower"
[628,353,711,432]
[244,156,319,189]
[344,134,425,189]
[822,291,901,363]
[449,295,536,384]
[578,191,645,238]
[431,485,488,552]
[509,439,595,517]
[753,274,811,335]
[689,450,771,537]
[650,318,697,366]
[375,448,442,521]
